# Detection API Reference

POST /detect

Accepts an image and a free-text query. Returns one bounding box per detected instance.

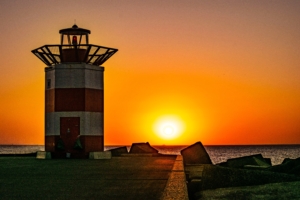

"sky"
[0,0,300,145]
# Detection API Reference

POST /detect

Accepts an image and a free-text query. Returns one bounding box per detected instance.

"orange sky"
[1,0,300,145]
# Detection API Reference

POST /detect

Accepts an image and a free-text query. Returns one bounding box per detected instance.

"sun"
[153,115,184,140]
[163,126,174,136]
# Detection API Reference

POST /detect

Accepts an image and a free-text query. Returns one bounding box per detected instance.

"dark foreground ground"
[2,153,300,200]
[198,181,300,200]
[0,156,176,200]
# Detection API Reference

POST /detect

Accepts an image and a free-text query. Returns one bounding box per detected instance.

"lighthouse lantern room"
[32,24,118,158]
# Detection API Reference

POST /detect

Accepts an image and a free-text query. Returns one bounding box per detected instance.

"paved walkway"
[0,155,187,200]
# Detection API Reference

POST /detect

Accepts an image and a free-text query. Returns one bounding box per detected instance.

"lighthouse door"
[60,117,80,152]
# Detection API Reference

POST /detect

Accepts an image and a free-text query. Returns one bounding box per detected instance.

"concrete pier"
[0,155,188,199]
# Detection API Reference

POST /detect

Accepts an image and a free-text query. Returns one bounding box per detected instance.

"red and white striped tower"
[32,24,118,158]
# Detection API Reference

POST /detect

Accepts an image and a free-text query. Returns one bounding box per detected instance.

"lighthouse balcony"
[32,44,118,66]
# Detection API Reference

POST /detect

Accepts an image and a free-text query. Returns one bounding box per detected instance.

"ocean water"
[1,145,299,165]
[153,145,300,165]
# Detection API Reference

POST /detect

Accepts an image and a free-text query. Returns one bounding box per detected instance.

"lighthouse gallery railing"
[32,44,118,66]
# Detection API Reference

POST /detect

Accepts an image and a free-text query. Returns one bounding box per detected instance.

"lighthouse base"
[45,135,104,159]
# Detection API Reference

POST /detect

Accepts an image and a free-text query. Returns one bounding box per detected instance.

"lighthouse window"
[62,34,70,45]
[47,79,51,89]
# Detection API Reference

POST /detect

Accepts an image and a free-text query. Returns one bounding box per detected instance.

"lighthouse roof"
[59,24,91,35]
[32,24,118,66]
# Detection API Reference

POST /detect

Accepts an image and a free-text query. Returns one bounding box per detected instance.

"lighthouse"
[32,24,118,158]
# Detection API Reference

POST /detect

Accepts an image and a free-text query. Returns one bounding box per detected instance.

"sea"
[1,145,300,165]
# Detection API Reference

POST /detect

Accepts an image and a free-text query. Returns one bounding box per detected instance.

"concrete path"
[0,155,187,200]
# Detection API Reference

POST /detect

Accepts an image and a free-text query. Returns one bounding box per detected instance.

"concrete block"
[243,165,270,170]
[109,146,128,156]
[282,158,293,164]
[185,165,205,180]
[200,164,300,191]
[36,151,51,159]
[226,154,271,168]
[264,157,272,165]
[129,142,158,154]
[180,142,212,165]
[89,151,111,159]
[266,157,300,176]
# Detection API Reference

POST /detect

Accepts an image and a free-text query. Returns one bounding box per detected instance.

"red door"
[60,117,80,152]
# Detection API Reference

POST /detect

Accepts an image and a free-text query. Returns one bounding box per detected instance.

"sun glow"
[153,115,185,140]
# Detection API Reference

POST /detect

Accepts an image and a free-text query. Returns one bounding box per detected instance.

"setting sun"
[153,115,185,140]
[163,126,174,136]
